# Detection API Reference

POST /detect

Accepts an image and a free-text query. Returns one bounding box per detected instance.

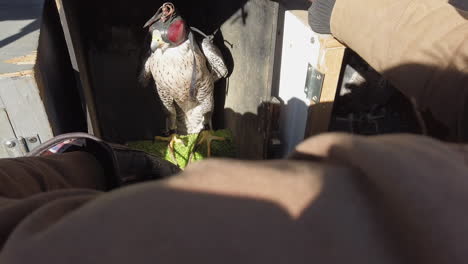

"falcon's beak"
[151,31,165,52]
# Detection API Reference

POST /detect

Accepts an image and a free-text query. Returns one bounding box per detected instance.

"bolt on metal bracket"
[25,136,41,153]
[304,63,325,103]
[3,135,41,158]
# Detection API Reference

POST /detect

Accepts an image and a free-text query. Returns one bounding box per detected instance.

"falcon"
[140,2,228,165]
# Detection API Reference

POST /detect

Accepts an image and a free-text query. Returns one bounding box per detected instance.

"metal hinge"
[304,64,325,103]
[3,135,41,158]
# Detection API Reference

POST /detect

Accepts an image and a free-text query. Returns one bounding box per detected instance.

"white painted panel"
[278,11,321,156]
[0,108,16,158]
[0,74,53,142]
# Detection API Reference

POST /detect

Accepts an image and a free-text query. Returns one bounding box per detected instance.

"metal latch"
[3,136,41,158]
[304,64,325,103]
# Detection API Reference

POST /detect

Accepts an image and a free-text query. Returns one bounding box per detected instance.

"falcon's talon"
[155,134,182,167]
[196,130,225,157]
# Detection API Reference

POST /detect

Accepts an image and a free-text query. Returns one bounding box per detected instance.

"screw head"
[28,137,38,144]
[311,37,315,44]
[5,141,16,148]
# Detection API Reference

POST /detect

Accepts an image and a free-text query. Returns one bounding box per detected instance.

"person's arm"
[3,132,468,264]
[311,0,468,141]
[292,133,468,264]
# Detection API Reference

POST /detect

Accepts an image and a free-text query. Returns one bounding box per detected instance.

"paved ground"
[0,0,44,74]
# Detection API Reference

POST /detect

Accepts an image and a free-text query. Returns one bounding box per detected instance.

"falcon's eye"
[167,19,187,45]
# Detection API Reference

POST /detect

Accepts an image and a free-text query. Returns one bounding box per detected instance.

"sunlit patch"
[4,52,37,65]
[163,160,325,220]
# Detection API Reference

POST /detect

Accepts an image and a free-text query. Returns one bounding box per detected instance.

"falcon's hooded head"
[144,2,188,52]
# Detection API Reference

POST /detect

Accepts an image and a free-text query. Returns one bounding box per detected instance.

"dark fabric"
[0,151,104,249]
[308,0,336,34]
[0,152,106,199]
[0,190,99,250]
[0,144,179,252]
[110,143,181,185]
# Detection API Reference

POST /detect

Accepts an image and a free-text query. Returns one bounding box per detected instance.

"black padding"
[308,0,336,34]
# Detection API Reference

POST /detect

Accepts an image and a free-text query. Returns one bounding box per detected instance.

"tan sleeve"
[2,134,468,263]
[292,133,468,263]
[330,0,468,140]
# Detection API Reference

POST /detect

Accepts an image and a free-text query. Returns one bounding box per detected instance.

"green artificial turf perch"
[127,129,236,169]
